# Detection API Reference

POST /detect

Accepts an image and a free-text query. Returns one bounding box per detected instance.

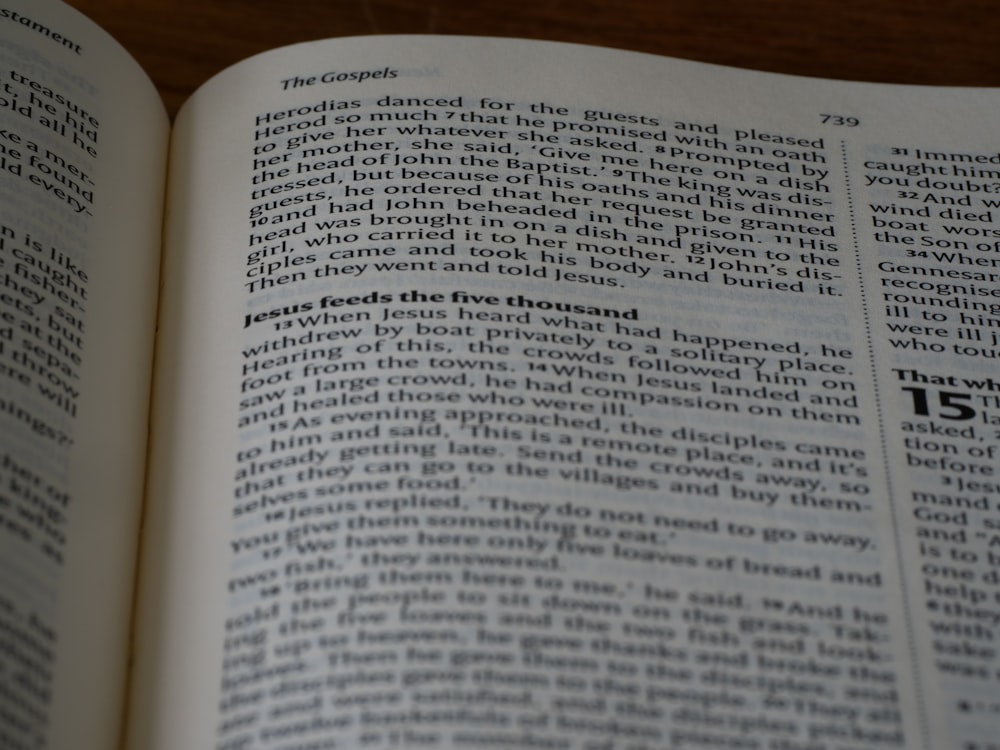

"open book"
[3,0,1000,747]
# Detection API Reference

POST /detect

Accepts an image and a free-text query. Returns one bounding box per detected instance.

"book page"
[130,35,1000,749]
[0,1,169,748]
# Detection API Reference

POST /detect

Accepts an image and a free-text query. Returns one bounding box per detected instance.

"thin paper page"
[0,1,169,747]
[132,34,1000,750]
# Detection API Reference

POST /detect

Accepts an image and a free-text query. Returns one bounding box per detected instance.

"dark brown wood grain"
[63,0,1000,118]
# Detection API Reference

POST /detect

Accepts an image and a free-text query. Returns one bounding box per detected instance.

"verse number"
[820,113,860,126]
[902,387,976,421]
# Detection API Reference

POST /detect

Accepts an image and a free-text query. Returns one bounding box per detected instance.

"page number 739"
[820,113,860,126]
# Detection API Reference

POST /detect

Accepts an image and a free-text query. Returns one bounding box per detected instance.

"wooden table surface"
[63,0,1000,119]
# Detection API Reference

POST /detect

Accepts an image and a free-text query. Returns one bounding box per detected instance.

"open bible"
[2,1,1000,748]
